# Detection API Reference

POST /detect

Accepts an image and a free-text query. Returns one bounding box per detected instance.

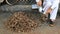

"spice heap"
[5,11,47,32]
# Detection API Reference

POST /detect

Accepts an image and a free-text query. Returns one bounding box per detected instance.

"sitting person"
[36,0,59,27]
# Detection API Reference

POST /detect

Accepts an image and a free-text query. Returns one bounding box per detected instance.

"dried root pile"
[5,11,47,32]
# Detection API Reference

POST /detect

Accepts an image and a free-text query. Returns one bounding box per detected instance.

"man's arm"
[46,0,59,14]
[51,0,59,10]
[46,7,52,14]
[36,0,42,6]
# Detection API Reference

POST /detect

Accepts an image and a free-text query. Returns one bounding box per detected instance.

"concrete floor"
[0,12,60,34]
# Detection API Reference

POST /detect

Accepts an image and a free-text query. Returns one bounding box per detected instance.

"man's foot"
[49,23,54,27]
[48,19,55,27]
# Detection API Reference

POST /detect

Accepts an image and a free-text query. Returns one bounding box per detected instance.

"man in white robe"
[36,0,59,26]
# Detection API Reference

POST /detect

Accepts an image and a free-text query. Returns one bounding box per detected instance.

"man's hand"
[46,8,52,14]
[37,1,42,6]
